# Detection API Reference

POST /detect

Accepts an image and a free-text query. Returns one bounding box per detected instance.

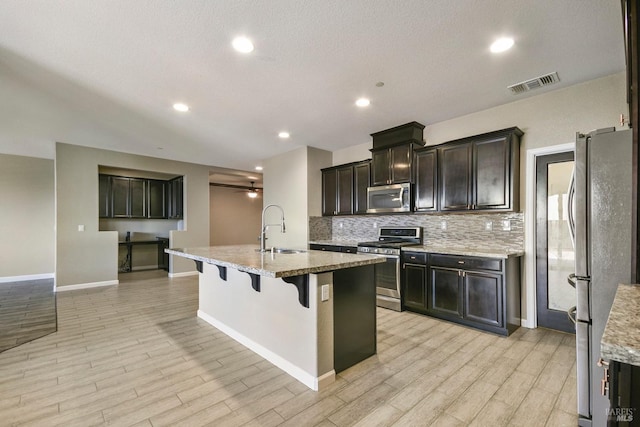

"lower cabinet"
[402,251,521,336]
[607,360,640,426]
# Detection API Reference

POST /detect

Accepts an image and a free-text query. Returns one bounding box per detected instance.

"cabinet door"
[129,178,146,218]
[429,266,462,317]
[464,271,503,327]
[322,169,338,216]
[414,149,437,211]
[111,176,130,217]
[336,166,354,215]
[439,143,472,211]
[390,144,412,183]
[168,177,183,219]
[147,180,166,219]
[371,149,391,185]
[403,263,427,312]
[474,136,510,210]
[98,174,111,218]
[354,161,370,214]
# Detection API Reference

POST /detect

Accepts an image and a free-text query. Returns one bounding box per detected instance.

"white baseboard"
[521,318,535,328]
[197,310,335,391]
[0,273,55,283]
[169,271,198,278]
[56,280,119,292]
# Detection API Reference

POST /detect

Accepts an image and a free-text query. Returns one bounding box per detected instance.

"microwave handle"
[400,185,409,208]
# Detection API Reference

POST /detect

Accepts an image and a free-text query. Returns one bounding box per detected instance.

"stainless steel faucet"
[259,204,286,252]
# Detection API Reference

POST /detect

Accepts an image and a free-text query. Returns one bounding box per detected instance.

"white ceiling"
[0,1,625,182]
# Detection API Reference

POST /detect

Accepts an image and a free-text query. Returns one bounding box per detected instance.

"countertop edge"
[601,283,640,367]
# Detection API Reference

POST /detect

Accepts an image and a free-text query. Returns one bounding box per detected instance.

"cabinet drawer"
[402,251,427,264]
[310,244,345,253]
[429,254,502,272]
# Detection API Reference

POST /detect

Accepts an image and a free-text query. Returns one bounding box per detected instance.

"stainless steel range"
[357,226,423,311]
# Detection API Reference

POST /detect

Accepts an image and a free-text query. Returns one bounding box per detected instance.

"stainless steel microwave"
[366,183,411,213]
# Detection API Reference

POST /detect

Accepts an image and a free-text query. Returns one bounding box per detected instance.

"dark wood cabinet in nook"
[438,127,522,212]
[414,148,438,211]
[321,160,370,216]
[111,176,146,218]
[167,176,183,219]
[371,144,413,186]
[98,174,111,218]
[147,180,166,219]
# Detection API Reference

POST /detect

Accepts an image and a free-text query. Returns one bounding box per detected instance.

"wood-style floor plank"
[0,270,577,426]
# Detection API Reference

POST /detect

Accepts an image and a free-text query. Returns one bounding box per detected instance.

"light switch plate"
[440,220,447,230]
[321,285,330,301]
[78,225,85,232]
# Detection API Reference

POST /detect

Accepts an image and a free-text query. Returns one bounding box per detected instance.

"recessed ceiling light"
[355,98,371,107]
[232,36,254,53]
[278,131,290,139]
[255,166,263,171]
[490,37,514,53]
[173,103,189,112]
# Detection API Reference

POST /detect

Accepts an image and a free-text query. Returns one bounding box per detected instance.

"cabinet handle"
[410,256,416,260]
[457,261,465,264]
[597,358,610,397]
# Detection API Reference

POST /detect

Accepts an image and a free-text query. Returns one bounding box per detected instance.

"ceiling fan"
[246,181,259,198]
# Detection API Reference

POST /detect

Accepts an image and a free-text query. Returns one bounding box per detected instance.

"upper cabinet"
[370,122,425,186]
[167,176,184,219]
[111,176,146,218]
[414,148,438,212]
[99,174,183,219]
[438,127,522,212]
[371,144,414,185]
[322,160,370,216]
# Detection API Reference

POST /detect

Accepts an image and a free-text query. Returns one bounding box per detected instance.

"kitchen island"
[165,245,385,391]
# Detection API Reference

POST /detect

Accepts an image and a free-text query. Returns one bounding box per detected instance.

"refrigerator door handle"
[567,273,577,288]
[567,169,576,248]
[567,306,577,325]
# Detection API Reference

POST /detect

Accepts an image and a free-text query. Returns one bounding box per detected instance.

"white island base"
[198,262,337,391]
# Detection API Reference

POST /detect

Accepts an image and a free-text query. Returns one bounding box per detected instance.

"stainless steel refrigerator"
[569,127,632,426]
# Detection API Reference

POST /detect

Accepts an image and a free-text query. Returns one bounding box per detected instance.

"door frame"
[524,142,574,329]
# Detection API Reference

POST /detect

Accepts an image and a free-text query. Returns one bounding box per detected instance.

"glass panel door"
[536,151,575,333]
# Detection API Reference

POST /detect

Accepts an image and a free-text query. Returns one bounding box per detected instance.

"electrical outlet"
[321,284,330,301]
[485,221,493,231]
[339,222,343,229]
[440,220,447,230]
[373,222,377,229]
[502,220,511,231]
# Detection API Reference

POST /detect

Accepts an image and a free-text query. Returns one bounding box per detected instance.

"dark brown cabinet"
[607,360,640,426]
[371,144,413,186]
[98,174,110,218]
[147,180,166,219]
[414,148,438,211]
[167,176,183,219]
[354,161,370,214]
[426,253,521,336]
[402,251,428,312]
[321,160,370,216]
[111,176,146,218]
[438,127,521,212]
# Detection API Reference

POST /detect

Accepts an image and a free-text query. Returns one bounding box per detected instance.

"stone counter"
[165,244,384,278]
[601,283,640,367]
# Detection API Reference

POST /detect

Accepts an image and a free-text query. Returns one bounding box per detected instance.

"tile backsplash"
[309,212,524,251]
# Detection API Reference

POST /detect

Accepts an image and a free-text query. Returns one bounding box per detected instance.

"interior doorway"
[536,151,575,333]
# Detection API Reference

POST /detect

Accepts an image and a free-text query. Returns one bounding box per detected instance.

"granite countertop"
[601,284,640,367]
[308,240,523,259]
[166,244,385,279]
[404,244,524,259]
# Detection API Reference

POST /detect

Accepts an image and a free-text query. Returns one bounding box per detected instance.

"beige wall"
[55,143,211,287]
[209,186,262,245]
[0,154,55,279]
[263,146,332,248]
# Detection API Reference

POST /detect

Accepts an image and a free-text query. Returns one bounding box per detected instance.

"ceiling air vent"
[508,72,560,94]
